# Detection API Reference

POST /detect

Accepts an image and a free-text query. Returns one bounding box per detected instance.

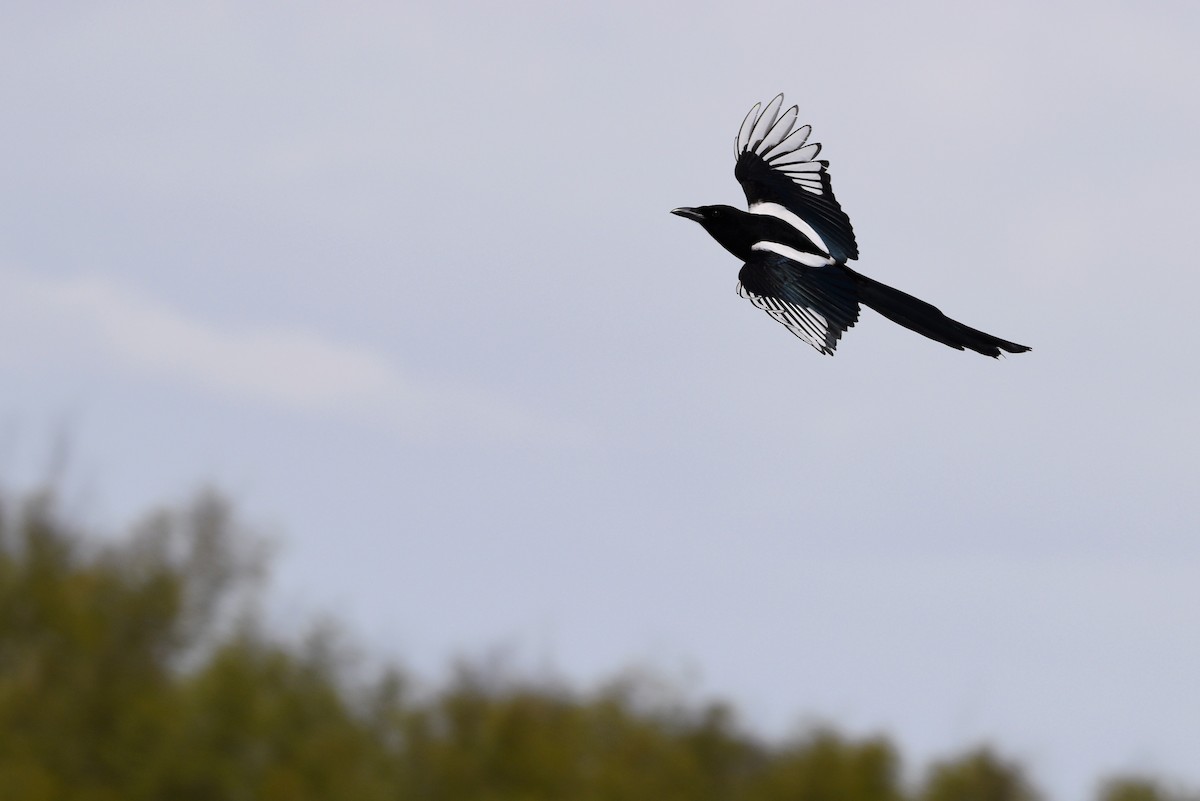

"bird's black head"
[670,204,740,225]
[671,204,760,259]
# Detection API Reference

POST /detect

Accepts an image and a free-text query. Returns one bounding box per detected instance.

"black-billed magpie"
[672,95,1030,357]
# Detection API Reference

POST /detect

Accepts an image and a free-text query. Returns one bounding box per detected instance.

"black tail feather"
[851,270,1030,358]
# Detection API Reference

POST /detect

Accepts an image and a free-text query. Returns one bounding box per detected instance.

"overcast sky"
[3,2,1199,798]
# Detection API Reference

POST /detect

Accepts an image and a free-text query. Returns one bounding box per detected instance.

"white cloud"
[0,269,560,442]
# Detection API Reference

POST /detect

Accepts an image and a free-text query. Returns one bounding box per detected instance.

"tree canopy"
[0,488,1192,801]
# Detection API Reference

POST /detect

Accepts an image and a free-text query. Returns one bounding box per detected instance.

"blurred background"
[2,2,1198,799]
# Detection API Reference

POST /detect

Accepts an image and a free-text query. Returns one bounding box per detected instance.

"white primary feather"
[762,123,810,160]
[738,97,829,199]
[757,105,798,154]
[736,102,761,156]
[737,282,836,354]
[747,94,784,152]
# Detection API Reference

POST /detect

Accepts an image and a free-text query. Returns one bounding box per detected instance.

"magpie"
[672,95,1030,357]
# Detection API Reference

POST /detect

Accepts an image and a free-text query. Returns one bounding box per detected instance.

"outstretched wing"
[737,251,861,355]
[734,94,859,263]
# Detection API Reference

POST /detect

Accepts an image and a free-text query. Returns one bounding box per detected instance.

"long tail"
[850,270,1031,358]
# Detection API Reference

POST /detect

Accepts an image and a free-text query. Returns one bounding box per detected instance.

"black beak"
[670,207,705,222]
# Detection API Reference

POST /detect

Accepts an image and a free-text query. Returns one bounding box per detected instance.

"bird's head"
[670,204,757,259]
[670,204,739,225]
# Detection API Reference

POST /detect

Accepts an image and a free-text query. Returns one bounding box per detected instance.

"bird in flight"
[672,95,1030,357]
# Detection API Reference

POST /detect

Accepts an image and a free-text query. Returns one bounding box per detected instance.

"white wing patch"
[751,241,834,268]
[748,201,831,256]
[737,281,838,355]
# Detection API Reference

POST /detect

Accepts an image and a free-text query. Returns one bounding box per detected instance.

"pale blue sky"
[3,3,1199,797]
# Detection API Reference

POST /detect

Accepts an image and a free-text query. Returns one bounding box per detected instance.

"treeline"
[0,489,1192,801]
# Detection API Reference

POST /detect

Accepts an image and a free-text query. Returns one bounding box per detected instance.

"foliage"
[919,748,1040,801]
[0,487,1189,800]
[1098,777,1200,801]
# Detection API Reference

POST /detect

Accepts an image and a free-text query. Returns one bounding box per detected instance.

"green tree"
[1,484,1195,801]
[0,488,399,800]
[0,490,188,799]
[748,728,903,801]
[919,748,1039,801]
[1099,777,1200,801]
